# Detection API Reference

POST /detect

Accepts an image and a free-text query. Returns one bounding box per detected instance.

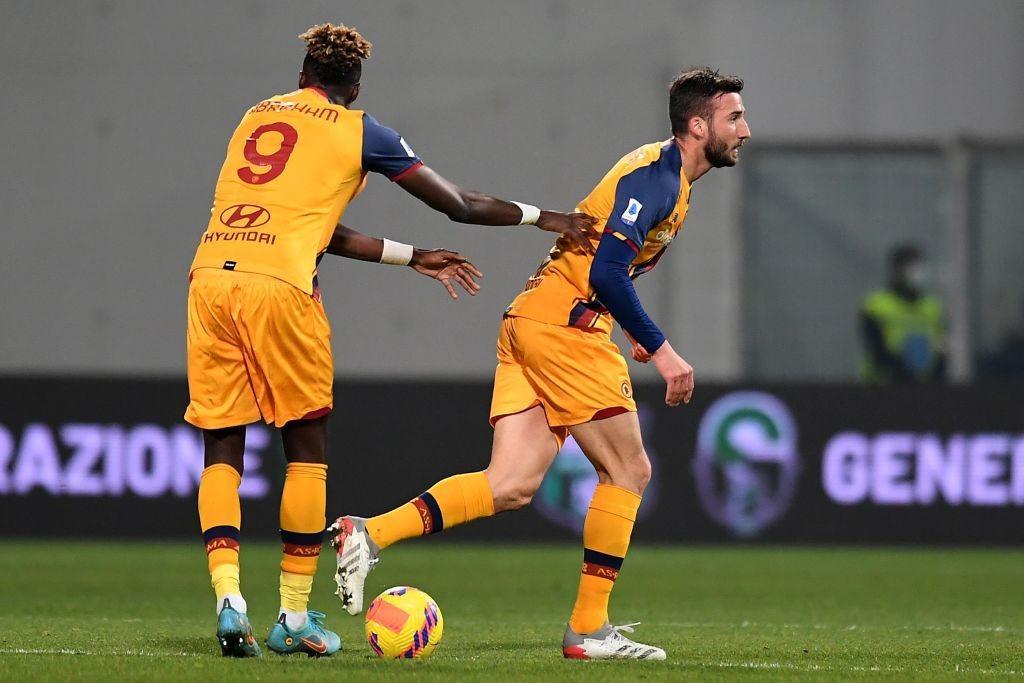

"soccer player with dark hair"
[186,22,596,658]
[332,66,750,661]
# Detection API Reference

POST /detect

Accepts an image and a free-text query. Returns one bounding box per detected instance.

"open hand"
[536,211,599,255]
[410,248,484,300]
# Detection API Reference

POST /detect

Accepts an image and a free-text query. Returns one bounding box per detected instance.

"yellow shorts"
[184,269,333,429]
[489,315,635,445]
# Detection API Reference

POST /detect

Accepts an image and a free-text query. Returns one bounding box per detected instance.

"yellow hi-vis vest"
[861,289,944,382]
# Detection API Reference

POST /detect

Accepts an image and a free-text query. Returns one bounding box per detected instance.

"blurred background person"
[859,244,946,383]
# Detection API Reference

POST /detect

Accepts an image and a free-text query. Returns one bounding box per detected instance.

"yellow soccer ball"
[365,586,444,659]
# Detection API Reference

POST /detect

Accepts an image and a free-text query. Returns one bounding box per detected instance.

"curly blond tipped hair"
[299,22,372,86]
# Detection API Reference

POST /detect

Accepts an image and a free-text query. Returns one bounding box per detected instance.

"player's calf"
[330,472,496,615]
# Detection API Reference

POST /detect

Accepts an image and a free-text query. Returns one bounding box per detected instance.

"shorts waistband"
[189,267,281,283]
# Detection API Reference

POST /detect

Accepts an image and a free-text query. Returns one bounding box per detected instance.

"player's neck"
[303,83,351,108]
[674,136,712,184]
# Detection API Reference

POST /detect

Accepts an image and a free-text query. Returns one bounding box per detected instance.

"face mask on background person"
[903,262,929,290]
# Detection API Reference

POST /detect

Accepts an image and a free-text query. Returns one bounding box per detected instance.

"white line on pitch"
[692,620,1011,633]
[708,661,1023,677]
[459,619,1013,633]
[0,648,203,658]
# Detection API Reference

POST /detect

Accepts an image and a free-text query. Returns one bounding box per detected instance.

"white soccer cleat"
[562,622,667,661]
[328,515,379,616]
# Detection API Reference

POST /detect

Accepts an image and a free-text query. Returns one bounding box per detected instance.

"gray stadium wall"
[2,0,1023,380]
[2,376,1023,544]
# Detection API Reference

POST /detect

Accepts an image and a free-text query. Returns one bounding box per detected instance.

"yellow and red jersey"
[190,87,422,294]
[505,140,690,334]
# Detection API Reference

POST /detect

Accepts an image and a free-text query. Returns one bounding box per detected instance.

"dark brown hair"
[669,67,744,135]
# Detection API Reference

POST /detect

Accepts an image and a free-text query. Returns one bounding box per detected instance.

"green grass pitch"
[0,541,1021,680]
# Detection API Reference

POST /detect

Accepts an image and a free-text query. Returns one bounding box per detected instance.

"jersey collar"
[663,138,691,199]
[304,86,330,102]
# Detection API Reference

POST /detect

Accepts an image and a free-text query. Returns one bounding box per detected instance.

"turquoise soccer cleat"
[217,600,262,657]
[266,610,342,657]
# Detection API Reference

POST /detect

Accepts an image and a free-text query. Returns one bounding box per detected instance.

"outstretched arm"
[325,223,389,261]
[397,166,597,253]
[397,165,530,225]
[360,112,596,252]
[326,223,483,300]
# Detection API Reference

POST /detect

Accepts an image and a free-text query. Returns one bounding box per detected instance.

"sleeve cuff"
[646,334,667,354]
[389,160,424,182]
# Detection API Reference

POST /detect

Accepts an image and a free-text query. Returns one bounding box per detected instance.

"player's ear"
[348,83,361,105]
[689,116,707,140]
[299,71,307,89]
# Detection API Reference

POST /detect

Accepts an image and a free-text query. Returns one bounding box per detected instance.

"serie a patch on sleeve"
[621,198,643,226]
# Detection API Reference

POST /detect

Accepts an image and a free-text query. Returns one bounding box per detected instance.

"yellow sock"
[366,472,495,550]
[280,572,315,613]
[568,484,641,634]
[211,563,240,601]
[198,464,242,601]
[279,462,327,612]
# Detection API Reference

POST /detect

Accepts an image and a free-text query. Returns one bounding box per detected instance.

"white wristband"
[380,238,414,266]
[512,201,541,226]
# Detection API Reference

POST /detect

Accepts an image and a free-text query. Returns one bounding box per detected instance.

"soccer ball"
[364,586,444,659]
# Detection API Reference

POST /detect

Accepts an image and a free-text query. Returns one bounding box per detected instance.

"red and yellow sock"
[366,472,495,550]
[279,462,327,612]
[568,483,642,634]
[199,463,242,602]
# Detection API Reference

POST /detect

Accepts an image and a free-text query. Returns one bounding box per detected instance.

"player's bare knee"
[285,451,327,465]
[281,415,328,463]
[489,474,541,512]
[633,453,652,493]
[506,487,534,510]
[205,454,244,475]
[606,450,651,495]
[498,483,538,511]
[202,427,246,473]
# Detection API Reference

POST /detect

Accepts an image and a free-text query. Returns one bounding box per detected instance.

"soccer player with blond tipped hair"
[186,22,595,657]
[332,66,750,660]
